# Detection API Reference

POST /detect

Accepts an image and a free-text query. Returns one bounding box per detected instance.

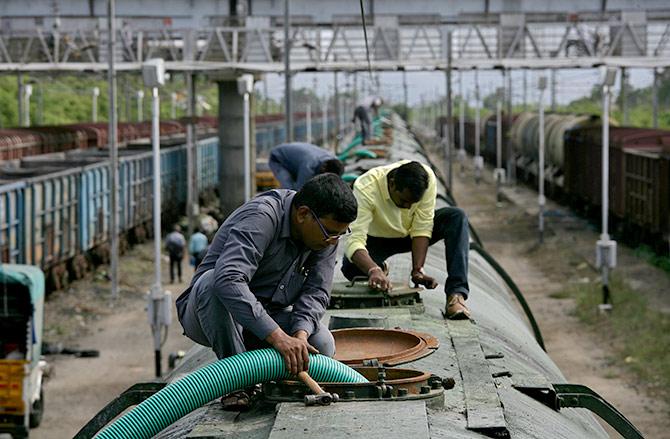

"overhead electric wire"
[358,0,374,84]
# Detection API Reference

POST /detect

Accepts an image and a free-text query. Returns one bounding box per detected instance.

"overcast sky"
[257,67,656,108]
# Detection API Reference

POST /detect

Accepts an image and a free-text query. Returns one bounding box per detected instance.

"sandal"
[443,293,471,320]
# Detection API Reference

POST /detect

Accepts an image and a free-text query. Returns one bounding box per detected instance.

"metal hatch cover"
[331,328,439,366]
[329,280,424,313]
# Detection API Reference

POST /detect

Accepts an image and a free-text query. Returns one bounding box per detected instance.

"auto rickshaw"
[0,264,47,439]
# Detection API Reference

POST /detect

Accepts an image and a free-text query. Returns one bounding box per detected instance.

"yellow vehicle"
[0,265,47,439]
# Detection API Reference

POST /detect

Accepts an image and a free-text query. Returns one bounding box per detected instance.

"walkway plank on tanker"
[268,401,429,439]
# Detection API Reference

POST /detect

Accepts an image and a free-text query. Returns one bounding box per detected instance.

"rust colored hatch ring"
[332,328,439,367]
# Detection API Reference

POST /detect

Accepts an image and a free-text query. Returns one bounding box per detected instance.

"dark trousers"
[341,206,470,298]
[169,254,182,283]
[178,269,335,359]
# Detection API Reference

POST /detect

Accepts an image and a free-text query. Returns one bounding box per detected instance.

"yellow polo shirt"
[344,160,437,260]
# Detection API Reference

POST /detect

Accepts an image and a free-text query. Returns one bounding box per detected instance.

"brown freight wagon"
[623,144,670,250]
[563,126,669,221]
[0,130,42,161]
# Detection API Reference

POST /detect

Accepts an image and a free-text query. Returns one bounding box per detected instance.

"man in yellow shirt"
[341,160,470,319]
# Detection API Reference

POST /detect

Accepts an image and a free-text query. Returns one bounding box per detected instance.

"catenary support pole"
[306,103,312,143]
[652,68,659,129]
[137,89,144,121]
[458,72,465,175]
[23,84,32,127]
[322,92,328,148]
[403,70,409,124]
[495,100,503,203]
[243,87,251,202]
[92,87,100,122]
[474,69,482,184]
[17,73,24,127]
[506,68,515,183]
[621,67,629,125]
[284,0,293,142]
[538,76,547,244]
[107,0,120,299]
[151,86,163,377]
[523,69,528,110]
[550,69,556,112]
[445,30,453,191]
[597,68,618,312]
[186,73,197,236]
[263,78,269,116]
[334,69,340,140]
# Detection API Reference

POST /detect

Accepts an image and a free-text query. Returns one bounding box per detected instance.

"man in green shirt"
[341,160,470,319]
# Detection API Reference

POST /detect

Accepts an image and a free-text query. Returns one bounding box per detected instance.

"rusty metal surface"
[264,367,444,404]
[332,328,438,366]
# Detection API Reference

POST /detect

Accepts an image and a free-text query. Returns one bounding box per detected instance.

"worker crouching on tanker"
[341,160,471,320]
[176,174,357,408]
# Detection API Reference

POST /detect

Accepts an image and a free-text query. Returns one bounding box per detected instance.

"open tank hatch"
[263,367,452,404]
[331,328,439,367]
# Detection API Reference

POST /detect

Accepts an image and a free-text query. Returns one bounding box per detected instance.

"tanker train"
[75,110,644,439]
[438,113,670,252]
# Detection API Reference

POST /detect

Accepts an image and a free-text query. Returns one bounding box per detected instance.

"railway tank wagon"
[507,112,602,191]
[87,112,643,439]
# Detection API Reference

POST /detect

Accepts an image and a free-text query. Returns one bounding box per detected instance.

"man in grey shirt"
[268,142,344,190]
[176,174,357,375]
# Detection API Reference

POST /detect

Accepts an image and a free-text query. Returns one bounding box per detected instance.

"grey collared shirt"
[176,189,336,340]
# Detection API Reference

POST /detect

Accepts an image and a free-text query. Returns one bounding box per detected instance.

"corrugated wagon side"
[0,181,26,264]
[22,169,79,290]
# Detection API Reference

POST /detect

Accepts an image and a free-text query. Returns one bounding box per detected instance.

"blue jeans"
[341,207,470,298]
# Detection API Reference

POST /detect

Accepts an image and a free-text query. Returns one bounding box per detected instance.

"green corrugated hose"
[95,349,368,439]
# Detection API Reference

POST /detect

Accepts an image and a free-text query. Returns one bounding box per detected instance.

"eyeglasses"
[308,208,351,243]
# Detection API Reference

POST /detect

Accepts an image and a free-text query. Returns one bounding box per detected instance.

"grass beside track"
[634,245,670,274]
[563,276,670,403]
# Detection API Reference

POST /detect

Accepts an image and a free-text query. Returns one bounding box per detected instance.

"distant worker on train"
[352,102,372,144]
[341,160,471,319]
[268,142,344,191]
[176,174,357,380]
[352,96,382,144]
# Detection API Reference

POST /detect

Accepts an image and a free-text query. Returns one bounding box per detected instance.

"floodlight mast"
[538,76,547,244]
